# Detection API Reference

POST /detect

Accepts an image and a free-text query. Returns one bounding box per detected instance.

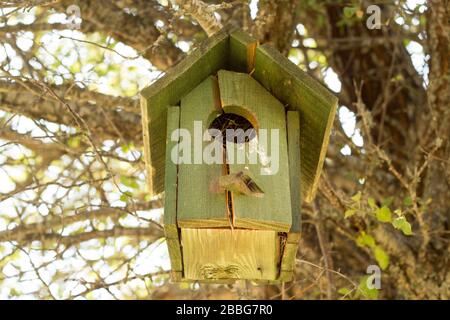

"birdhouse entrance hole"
[208,112,256,145]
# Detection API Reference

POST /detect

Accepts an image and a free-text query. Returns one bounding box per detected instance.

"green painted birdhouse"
[140,28,337,283]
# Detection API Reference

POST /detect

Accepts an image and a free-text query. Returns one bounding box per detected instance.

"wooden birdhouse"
[140,29,337,283]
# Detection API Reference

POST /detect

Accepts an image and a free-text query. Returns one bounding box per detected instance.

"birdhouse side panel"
[163,106,183,276]
[274,111,302,282]
[287,111,302,236]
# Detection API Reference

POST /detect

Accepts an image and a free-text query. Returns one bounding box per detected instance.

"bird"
[210,170,264,198]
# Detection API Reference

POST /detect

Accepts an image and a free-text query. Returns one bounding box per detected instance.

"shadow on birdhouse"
[140,28,338,283]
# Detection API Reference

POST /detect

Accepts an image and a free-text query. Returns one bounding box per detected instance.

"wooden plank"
[253,279,282,285]
[287,233,301,244]
[287,111,301,236]
[140,96,154,194]
[163,106,180,231]
[280,243,298,272]
[253,44,338,203]
[181,228,280,281]
[229,30,258,73]
[179,278,236,285]
[140,29,230,196]
[218,70,292,232]
[278,271,294,282]
[170,271,182,282]
[163,106,182,271]
[177,77,228,228]
[166,238,183,272]
[277,112,301,280]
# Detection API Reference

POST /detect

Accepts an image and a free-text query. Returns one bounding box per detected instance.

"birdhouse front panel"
[182,229,280,281]
[176,71,292,233]
[170,70,294,281]
[140,28,338,283]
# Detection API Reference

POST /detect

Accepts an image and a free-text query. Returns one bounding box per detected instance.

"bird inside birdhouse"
[140,29,337,283]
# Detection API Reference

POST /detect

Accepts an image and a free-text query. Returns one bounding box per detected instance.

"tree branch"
[57,0,184,70]
[29,226,163,247]
[0,80,141,142]
[172,0,223,36]
[0,207,163,244]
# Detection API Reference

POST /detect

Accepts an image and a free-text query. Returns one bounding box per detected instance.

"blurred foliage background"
[0,0,448,299]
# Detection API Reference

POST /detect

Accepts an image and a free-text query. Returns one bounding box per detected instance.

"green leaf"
[373,246,389,270]
[376,206,392,223]
[121,144,130,153]
[358,276,379,300]
[392,216,413,235]
[338,287,351,296]
[419,15,426,26]
[351,191,362,202]
[67,136,81,148]
[403,196,413,206]
[10,287,21,297]
[344,209,356,218]
[120,176,139,189]
[317,14,325,27]
[356,232,376,248]
[69,61,81,73]
[343,6,357,18]
[119,191,132,202]
[382,197,394,207]
[368,197,377,209]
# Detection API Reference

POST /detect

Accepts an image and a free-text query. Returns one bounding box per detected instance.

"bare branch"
[0,80,141,142]
[172,0,223,36]
[0,207,163,244]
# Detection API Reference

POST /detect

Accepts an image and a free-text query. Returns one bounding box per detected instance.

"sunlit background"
[0,0,428,299]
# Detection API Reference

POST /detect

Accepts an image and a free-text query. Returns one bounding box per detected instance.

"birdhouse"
[140,28,337,283]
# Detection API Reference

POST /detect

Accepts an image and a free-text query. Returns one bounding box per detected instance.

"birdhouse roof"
[140,28,338,203]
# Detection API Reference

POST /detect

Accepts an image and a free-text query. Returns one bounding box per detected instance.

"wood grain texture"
[166,238,183,273]
[253,44,338,203]
[181,228,280,281]
[178,278,235,284]
[140,95,153,195]
[177,77,228,228]
[287,111,301,235]
[140,29,230,196]
[163,106,182,272]
[278,270,294,282]
[170,271,182,282]
[275,113,301,283]
[229,30,258,73]
[280,243,297,272]
[218,70,292,232]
